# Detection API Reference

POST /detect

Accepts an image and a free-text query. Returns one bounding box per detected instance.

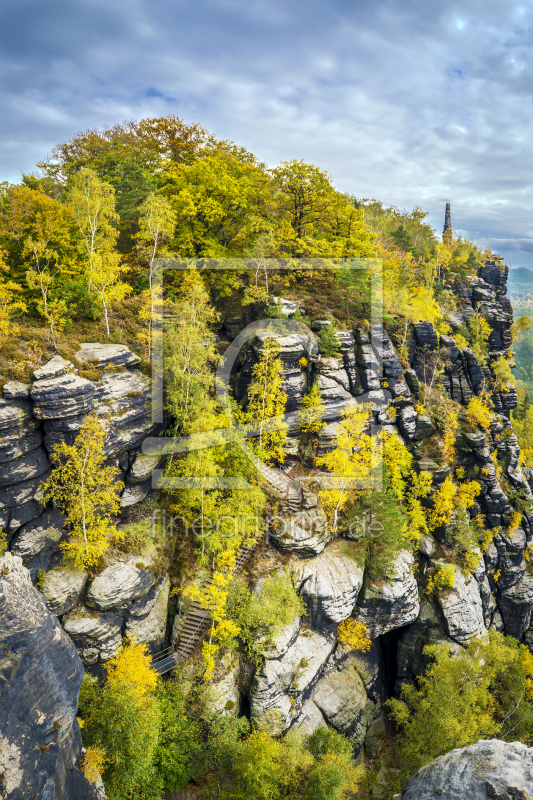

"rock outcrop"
[0,553,98,799]
[402,739,533,800]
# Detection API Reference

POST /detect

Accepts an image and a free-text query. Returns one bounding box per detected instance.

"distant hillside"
[508,267,533,293]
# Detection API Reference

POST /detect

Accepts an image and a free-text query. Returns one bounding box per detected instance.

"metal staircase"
[151,543,257,675]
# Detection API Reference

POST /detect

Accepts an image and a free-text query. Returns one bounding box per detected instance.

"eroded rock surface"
[0,553,97,799]
[402,739,533,800]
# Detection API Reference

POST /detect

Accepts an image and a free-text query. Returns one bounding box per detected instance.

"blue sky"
[2,0,533,264]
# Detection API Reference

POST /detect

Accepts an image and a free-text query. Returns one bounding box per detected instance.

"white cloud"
[0,0,533,261]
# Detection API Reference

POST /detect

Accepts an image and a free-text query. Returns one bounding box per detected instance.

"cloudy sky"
[1,0,533,264]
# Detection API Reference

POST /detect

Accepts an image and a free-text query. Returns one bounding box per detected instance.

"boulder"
[204,653,241,717]
[85,561,157,610]
[291,699,327,734]
[2,381,31,400]
[0,445,51,487]
[312,662,372,746]
[40,565,88,617]
[268,508,332,555]
[0,554,98,799]
[293,545,363,627]
[75,342,140,369]
[120,479,152,508]
[33,355,76,381]
[126,453,162,484]
[357,550,420,638]
[402,739,533,800]
[62,606,123,665]
[10,509,66,579]
[435,564,487,643]
[31,373,95,419]
[125,575,170,647]
[250,627,336,734]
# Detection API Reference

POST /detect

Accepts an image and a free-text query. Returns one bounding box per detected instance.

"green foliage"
[226,570,306,663]
[426,563,456,594]
[245,334,288,464]
[152,680,202,794]
[492,355,516,393]
[318,322,341,358]
[346,475,410,581]
[0,529,7,557]
[199,719,361,800]
[299,381,325,436]
[387,631,533,785]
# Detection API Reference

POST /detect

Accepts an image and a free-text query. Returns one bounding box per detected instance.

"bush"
[318,321,341,358]
[226,570,306,663]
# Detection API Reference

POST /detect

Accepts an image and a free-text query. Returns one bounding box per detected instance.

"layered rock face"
[3,344,168,666]
[2,343,161,560]
[0,553,99,799]
[402,739,533,800]
[242,260,533,754]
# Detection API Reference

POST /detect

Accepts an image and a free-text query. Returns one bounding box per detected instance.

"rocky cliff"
[0,553,100,800]
[209,260,533,757]
[1,343,168,670]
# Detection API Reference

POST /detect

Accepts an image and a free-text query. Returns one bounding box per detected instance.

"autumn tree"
[245,334,288,464]
[388,632,533,786]
[0,185,78,345]
[316,403,373,534]
[42,411,123,569]
[137,192,176,359]
[81,639,163,800]
[298,381,326,437]
[0,248,26,344]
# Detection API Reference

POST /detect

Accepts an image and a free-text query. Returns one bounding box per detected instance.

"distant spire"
[443,202,452,234]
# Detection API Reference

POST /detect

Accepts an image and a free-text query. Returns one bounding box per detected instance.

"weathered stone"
[10,509,65,579]
[435,564,487,643]
[291,699,327,734]
[293,545,363,626]
[204,653,241,717]
[33,355,76,381]
[0,445,51,487]
[357,551,420,638]
[2,381,31,399]
[31,373,95,419]
[125,575,170,647]
[268,508,332,555]
[126,453,162,484]
[85,561,157,610]
[312,663,372,746]
[75,342,141,368]
[120,479,152,508]
[499,574,533,639]
[250,628,336,734]
[0,554,98,799]
[402,739,533,800]
[260,615,301,659]
[40,565,88,617]
[62,606,123,664]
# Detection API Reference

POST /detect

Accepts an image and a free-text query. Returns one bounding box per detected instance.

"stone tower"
[443,202,452,235]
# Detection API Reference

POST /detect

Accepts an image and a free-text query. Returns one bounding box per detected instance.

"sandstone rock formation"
[0,553,98,799]
[402,739,533,800]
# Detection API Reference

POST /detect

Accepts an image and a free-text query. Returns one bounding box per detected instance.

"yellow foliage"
[42,411,123,569]
[316,403,373,533]
[105,638,158,703]
[441,403,459,463]
[82,745,107,784]
[521,645,533,702]
[382,431,413,501]
[454,332,469,349]
[428,475,457,531]
[0,274,27,345]
[246,334,288,464]
[338,619,372,652]
[465,393,493,431]
[298,356,308,368]
[427,563,456,594]
[298,381,325,436]
[456,480,481,510]
[463,550,481,573]
[508,510,523,536]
